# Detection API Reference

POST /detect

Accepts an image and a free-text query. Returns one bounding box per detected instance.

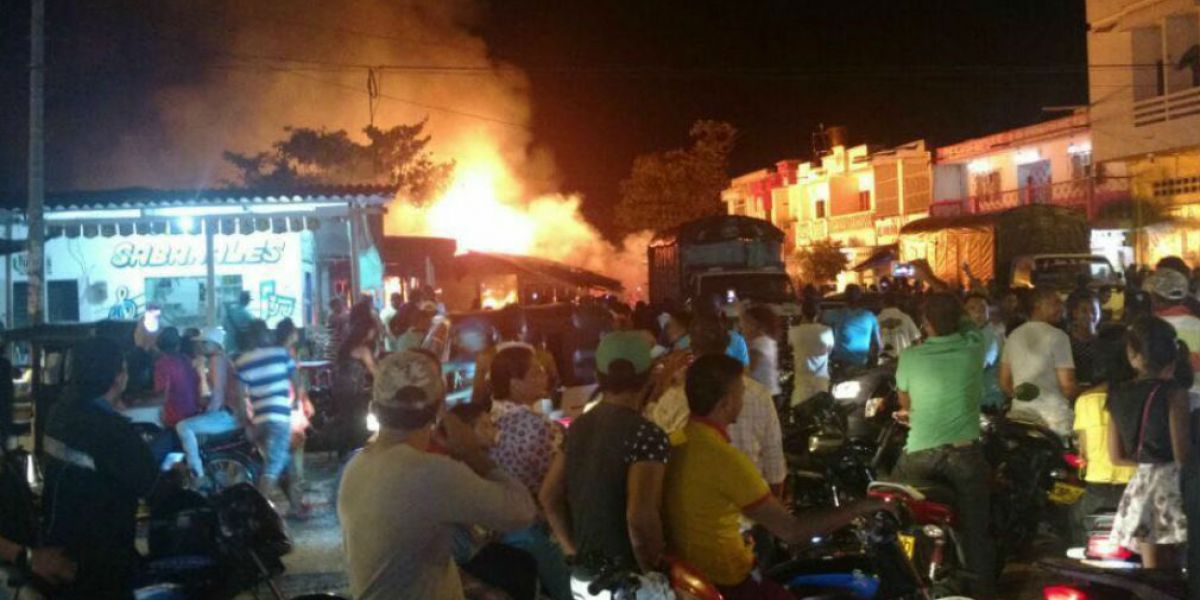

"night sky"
[0,0,1088,236]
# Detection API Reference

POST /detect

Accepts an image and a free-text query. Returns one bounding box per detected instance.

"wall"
[3,227,312,328]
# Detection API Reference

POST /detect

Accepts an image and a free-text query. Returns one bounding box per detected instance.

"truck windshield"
[1032,257,1115,289]
[698,273,796,304]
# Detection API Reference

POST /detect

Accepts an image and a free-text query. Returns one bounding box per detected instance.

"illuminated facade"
[1088,0,1200,264]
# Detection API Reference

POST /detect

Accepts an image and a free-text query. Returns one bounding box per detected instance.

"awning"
[851,244,898,272]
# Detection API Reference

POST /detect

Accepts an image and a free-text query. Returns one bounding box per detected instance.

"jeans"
[175,410,238,478]
[256,420,292,480]
[893,444,995,599]
[502,523,572,600]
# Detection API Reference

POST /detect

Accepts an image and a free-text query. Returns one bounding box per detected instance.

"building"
[0,186,392,330]
[1088,0,1200,265]
[931,112,1134,269]
[724,139,932,284]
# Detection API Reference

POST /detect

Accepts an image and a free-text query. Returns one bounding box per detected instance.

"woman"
[1068,292,1103,389]
[740,305,781,398]
[1107,316,1193,568]
[332,313,379,450]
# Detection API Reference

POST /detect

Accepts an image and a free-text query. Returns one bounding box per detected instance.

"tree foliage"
[224,120,454,201]
[796,239,850,284]
[615,120,737,234]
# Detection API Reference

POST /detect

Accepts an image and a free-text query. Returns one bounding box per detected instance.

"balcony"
[1134,86,1200,128]
[928,177,1131,220]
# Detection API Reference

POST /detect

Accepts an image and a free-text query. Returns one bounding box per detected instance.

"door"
[1018,160,1051,205]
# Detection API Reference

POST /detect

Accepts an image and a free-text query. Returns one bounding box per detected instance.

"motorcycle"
[1039,510,1186,599]
[783,392,876,510]
[131,421,262,493]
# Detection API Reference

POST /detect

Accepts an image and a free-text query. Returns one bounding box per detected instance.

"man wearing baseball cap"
[1145,268,1200,373]
[540,332,671,594]
[338,350,536,600]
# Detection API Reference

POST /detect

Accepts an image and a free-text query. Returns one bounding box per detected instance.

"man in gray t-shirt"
[339,351,536,600]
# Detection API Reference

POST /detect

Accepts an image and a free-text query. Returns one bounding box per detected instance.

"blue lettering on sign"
[110,239,286,269]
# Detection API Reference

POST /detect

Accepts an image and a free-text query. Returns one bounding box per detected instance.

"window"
[973,171,1001,204]
[858,190,871,212]
[1070,152,1094,180]
[11,279,80,326]
[815,199,827,219]
[1152,176,1200,197]
[146,275,243,330]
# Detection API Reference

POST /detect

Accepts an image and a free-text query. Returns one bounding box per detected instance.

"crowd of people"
[5,253,1200,599]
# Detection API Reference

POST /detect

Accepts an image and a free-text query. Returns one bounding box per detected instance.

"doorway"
[1018,160,1051,205]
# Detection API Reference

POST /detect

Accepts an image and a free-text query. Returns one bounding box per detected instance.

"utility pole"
[27,0,45,328]
[28,0,46,455]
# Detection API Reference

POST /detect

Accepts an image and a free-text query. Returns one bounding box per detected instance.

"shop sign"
[111,238,286,269]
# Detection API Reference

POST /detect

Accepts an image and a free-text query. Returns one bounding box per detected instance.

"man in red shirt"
[154,327,201,430]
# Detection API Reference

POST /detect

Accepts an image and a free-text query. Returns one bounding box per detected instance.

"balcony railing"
[1134,86,1200,128]
[928,177,1131,219]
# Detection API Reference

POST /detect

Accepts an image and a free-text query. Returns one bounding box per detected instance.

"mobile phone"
[892,263,914,278]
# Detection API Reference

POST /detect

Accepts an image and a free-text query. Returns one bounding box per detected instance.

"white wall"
[3,227,312,328]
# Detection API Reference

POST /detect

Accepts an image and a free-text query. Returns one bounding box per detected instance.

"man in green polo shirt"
[893,292,994,599]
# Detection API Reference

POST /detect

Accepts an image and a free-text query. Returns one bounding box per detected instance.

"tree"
[223,120,454,201]
[795,239,849,284]
[615,120,737,234]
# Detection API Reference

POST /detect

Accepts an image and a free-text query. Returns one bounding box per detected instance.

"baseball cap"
[372,350,445,412]
[595,331,652,375]
[200,326,226,349]
[1143,269,1189,301]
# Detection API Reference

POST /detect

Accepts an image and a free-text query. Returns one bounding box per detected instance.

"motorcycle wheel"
[205,452,258,492]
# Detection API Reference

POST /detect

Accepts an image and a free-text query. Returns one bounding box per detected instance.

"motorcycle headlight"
[832,380,862,400]
[366,413,380,433]
[922,525,945,540]
[864,396,884,418]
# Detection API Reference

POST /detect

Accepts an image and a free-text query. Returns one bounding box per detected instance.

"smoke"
[70,0,649,298]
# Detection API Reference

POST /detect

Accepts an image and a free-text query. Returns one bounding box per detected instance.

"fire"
[386,143,651,301]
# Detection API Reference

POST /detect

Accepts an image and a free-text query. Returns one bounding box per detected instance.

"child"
[1107,316,1194,568]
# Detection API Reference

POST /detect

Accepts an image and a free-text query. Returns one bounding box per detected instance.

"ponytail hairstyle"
[1125,316,1195,388]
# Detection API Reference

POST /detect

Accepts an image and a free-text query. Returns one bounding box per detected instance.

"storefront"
[1,187,392,330]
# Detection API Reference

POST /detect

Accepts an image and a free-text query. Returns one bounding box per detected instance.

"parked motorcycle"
[132,421,262,493]
[784,392,876,510]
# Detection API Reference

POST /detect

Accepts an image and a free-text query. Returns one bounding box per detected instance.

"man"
[380,292,405,352]
[153,327,201,434]
[788,297,835,406]
[823,284,882,370]
[893,293,995,598]
[339,350,536,600]
[1155,256,1200,318]
[648,320,786,494]
[877,294,921,360]
[41,337,159,598]
[394,301,439,353]
[664,354,887,600]
[1000,288,1077,435]
[1144,268,1200,373]
[223,291,254,355]
[234,320,303,514]
[326,297,350,361]
[174,326,245,483]
[964,293,1005,410]
[540,332,670,592]
[488,345,570,600]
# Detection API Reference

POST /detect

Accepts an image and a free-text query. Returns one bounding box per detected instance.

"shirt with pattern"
[490,400,564,494]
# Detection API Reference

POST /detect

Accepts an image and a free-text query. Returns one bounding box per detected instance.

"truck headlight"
[366,413,380,433]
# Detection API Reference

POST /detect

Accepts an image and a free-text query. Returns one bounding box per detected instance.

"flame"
[386,143,651,302]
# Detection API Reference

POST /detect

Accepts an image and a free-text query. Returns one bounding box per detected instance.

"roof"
[5,185,397,214]
[455,251,622,291]
[651,214,784,247]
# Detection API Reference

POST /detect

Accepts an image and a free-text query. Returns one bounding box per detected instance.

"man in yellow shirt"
[1071,385,1135,543]
[663,354,888,599]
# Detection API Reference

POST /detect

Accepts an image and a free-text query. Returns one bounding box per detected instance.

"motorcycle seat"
[200,430,247,450]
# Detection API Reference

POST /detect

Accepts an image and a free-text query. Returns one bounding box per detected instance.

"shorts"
[1111,463,1187,549]
[256,420,292,480]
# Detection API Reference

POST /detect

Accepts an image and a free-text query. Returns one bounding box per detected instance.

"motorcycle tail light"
[1086,535,1133,560]
[1044,585,1087,600]
[1063,453,1085,470]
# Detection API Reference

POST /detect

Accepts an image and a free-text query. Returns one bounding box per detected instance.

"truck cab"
[1010,254,1120,291]
[694,269,800,317]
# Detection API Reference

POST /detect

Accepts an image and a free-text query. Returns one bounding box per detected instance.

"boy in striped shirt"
[235,320,304,516]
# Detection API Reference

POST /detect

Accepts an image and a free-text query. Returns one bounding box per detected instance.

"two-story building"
[1088,0,1200,265]
[930,112,1134,269]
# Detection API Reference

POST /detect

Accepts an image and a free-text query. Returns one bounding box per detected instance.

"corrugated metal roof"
[13,185,397,212]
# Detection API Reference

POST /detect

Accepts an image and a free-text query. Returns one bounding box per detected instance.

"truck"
[897,204,1102,289]
[648,215,797,312]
